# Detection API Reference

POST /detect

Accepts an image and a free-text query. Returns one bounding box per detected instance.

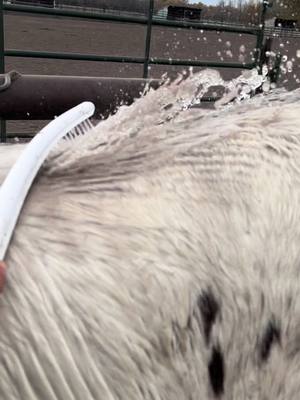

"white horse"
[1,77,300,400]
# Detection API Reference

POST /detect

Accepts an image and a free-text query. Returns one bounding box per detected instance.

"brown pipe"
[0,72,161,120]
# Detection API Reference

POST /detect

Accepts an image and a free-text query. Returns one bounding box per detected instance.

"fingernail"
[0,261,6,293]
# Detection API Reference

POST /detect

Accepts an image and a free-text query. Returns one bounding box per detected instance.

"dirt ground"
[3,11,300,136]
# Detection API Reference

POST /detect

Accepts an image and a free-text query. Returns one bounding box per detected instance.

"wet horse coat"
[1,81,300,399]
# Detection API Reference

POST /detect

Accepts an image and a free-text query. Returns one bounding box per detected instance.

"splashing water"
[49,67,274,168]
[105,67,268,129]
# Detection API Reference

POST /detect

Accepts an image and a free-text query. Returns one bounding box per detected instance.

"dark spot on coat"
[163,103,173,111]
[197,289,220,344]
[265,144,279,155]
[187,314,192,330]
[208,345,225,396]
[260,319,281,361]
[260,293,265,312]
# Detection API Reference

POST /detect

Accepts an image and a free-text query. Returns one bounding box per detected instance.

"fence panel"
[0,0,271,141]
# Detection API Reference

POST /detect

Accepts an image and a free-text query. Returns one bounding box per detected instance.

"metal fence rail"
[265,26,300,38]
[0,0,270,141]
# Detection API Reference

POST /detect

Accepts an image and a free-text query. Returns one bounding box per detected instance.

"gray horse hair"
[1,78,300,400]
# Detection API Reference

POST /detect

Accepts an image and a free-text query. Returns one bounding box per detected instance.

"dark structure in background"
[167,6,202,21]
[11,0,55,6]
[275,18,298,29]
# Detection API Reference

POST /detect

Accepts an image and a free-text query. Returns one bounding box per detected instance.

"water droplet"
[286,60,293,72]
[280,66,287,74]
[270,82,277,89]
[261,81,269,92]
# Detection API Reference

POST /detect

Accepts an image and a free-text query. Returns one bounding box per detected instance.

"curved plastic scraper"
[0,101,95,290]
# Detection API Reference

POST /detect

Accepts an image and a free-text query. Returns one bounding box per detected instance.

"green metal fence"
[0,0,270,141]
